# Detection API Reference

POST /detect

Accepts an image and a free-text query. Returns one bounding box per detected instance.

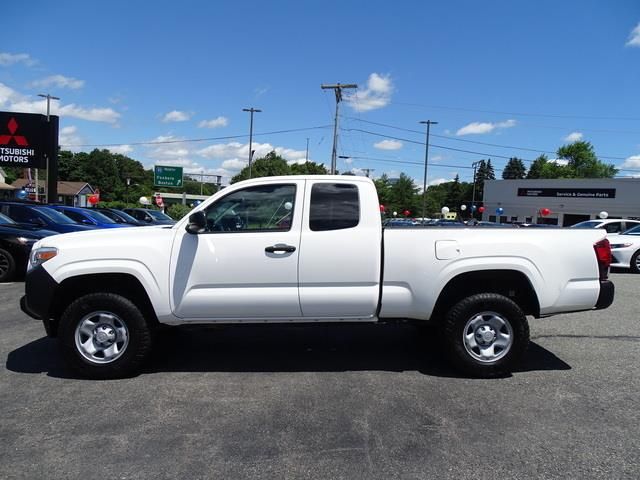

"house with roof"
[11,178,95,206]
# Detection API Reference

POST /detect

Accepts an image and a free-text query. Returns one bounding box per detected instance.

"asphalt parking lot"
[1,273,639,479]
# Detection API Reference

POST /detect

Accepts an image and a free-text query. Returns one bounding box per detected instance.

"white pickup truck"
[21,175,614,379]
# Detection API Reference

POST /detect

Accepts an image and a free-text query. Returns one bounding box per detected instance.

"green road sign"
[154,165,183,187]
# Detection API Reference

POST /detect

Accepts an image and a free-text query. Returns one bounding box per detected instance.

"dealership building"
[482,178,640,226]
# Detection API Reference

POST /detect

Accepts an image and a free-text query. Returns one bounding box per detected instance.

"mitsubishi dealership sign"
[0,111,55,169]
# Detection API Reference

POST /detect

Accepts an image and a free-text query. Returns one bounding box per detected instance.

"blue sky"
[1,0,639,186]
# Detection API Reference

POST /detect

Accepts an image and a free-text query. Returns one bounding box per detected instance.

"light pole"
[37,93,60,203]
[419,120,438,219]
[471,160,481,218]
[242,108,261,179]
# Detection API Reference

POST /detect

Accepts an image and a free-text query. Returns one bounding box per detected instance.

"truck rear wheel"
[58,293,153,379]
[443,293,529,378]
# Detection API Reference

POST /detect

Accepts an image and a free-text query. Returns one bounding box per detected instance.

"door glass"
[309,183,359,231]
[203,184,296,232]
[603,222,621,233]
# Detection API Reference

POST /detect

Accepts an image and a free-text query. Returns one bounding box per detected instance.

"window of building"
[309,183,360,231]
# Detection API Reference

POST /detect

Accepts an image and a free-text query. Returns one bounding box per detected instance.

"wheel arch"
[48,273,159,336]
[431,269,540,321]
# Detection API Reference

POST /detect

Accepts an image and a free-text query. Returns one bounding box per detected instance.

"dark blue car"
[50,205,132,229]
[0,201,97,234]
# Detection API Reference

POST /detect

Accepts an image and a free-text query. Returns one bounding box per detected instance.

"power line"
[343,116,629,161]
[61,125,333,148]
[343,127,640,174]
[390,101,640,122]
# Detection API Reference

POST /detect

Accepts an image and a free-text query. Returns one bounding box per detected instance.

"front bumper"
[20,265,58,320]
[595,280,614,310]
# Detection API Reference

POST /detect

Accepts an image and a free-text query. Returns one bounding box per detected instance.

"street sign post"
[154,165,183,187]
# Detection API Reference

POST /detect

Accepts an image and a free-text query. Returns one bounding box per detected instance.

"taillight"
[594,238,611,280]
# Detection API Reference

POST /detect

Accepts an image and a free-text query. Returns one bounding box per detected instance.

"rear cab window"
[309,183,360,231]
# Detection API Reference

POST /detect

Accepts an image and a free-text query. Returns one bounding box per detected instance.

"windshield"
[83,210,117,224]
[109,209,140,223]
[36,207,78,224]
[146,210,173,221]
[0,212,16,225]
[570,221,602,229]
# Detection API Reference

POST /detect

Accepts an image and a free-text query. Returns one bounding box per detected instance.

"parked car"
[123,208,175,225]
[50,206,132,229]
[21,175,613,380]
[92,207,148,226]
[570,218,640,235]
[609,225,640,273]
[0,201,97,234]
[0,213,58,282]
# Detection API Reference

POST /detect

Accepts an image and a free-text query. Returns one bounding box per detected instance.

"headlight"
[610,243,632,249]
[28,247,58,272]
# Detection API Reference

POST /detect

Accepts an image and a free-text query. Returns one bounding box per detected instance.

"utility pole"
[471,160,481,218]
[361,168,375,178]
[305,137,309,162]
[321,83,357,174]
[37,93,60,203]
[242,107,261,178]
[419,120,438,219]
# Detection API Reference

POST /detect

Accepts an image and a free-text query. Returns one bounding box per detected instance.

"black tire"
[443,293,529,378]
[0,248,16,282]
[630,250,640,274]
[58,293,153,379]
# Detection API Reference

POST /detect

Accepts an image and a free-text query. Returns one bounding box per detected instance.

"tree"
[526,154,548,179]
[485,159,496,180]
[445,174,463,208]
[556,141,617,178]
[374,174,392,208]
[388,173,419,215]
[502,157,527,179]
[290,161,328,175]
[231,151,291,183]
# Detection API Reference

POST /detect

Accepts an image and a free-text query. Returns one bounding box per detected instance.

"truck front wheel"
[443,293,529,378]
[58,293,153,379]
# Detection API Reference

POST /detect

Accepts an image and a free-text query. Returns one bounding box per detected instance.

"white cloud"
[549,158,569,166]
[198,116,228,128]
[345,73,393,112]
[0,52,35,67]
[428,178,452,186]
[107,145,133,155]
[456,119,517,136]
[0,82,120,123]
[162,110,191,122]
[626,22,640,47]
[621,155,640,169]
[374,139,403,150]
[221,159,247,170]
[59,126,83,151]
[30,74,84,90]
[197,141,308,164]
[563,131,583,142]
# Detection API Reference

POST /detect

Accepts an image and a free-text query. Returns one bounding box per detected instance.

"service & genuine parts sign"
[0,111,52,169]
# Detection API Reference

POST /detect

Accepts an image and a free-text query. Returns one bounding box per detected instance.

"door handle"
[265,244,296,253]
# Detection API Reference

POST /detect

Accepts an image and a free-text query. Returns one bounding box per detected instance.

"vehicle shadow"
[5,323,570,380]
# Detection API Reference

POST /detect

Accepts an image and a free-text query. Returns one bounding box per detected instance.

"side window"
[204,184,296,232]
[309,183,359,231]
[61,210,85,223]
[603,222,621,233]
[8,206,31,222]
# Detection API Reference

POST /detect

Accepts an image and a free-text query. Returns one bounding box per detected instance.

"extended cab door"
[298,179,382,318]
[169,180,304,319]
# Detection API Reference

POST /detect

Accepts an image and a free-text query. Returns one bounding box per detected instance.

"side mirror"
[29,217,46,227]
[81,218,93,225]
[144,216,153,223]
[185,211,206,234]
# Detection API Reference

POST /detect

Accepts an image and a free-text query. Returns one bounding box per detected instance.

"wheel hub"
[475,325,497,345]
[95,325,116,346]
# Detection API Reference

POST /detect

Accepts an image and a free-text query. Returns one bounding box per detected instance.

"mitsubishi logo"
[0,117,29,146]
